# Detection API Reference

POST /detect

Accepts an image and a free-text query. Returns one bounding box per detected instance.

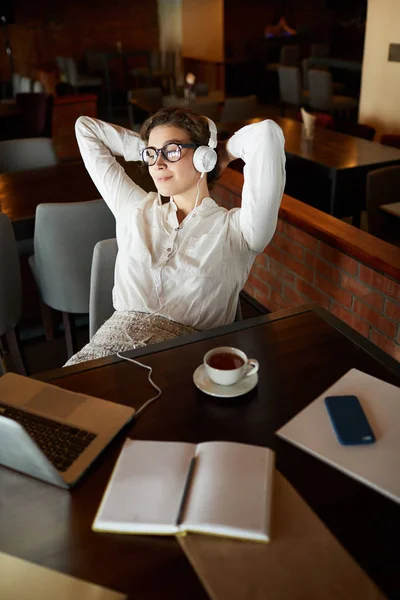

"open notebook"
[277,369,400,504]
[93,439,274,542]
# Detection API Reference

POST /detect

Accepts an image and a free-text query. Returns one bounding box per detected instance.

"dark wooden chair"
[334,119,376,141]
[0,213,26,375]
[366,165,400,245]
[380,134,400,150]
[16,93,54,138]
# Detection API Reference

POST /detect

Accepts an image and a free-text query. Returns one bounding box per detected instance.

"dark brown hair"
[139,107,220,187]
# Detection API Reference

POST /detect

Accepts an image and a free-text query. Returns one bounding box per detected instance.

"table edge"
[34,304,400,384]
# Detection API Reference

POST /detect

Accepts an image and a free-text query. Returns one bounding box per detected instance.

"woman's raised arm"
[227,120,286,252]
[75,116,148,216]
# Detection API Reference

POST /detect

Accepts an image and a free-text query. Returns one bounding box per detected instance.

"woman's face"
[147,125,200,197]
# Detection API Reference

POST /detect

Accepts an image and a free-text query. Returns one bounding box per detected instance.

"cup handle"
[245,359,259,377]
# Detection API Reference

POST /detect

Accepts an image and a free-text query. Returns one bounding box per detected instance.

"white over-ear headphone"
[192,117,218,174]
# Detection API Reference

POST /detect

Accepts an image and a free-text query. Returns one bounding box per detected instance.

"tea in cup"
[204,346,259,386]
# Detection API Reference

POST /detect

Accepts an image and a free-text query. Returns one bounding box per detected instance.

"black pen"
[175,456,197,527]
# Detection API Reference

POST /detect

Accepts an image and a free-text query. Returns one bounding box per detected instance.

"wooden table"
[0,160,155,239]
[0,162,99,223]
[219,117,400,226]
[307,57,362,72]
[0,101,22,141]
[162,90,225,108]
[0,100,20,118]
[381,201,400,218]
[0,305,399,599]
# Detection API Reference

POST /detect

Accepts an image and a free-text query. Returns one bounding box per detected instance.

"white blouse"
[75,116,286,330]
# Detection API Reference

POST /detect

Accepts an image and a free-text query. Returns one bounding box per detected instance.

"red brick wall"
[1,0,159,80]
[214,182,400,362]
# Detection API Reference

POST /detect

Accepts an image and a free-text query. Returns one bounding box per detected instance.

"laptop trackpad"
[25,388,87,419]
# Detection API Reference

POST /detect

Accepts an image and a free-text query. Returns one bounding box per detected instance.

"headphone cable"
[116,331,163,419]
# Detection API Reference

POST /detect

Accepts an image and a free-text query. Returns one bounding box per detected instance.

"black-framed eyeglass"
[141,142,197,166]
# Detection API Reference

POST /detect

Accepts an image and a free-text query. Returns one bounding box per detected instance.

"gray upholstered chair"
[366,166,400,244]
[0,138,58,173]
[302,58,345,95]
[130,50,176,94]
[29,200,116,357]
[32,80,44,93]
[219,95,257,123]
[267,44,300,71]
[63,57,102,92]
[89,238,118,338]
[56,56,67,77]
[89,238,242,340]
[19,77,31,93]
[278,66,309,114]
[308,70,358,115]
[12,73,21,97]
[0,138,58,258]
[127,87,163,130]
[0,213,26,375]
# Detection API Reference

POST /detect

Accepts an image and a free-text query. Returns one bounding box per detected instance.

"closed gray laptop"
[0,373,135,488]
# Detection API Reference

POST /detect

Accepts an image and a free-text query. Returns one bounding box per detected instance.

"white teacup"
[204,346,259,386]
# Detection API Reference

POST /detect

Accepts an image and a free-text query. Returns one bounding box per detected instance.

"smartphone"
[324,395,375,445]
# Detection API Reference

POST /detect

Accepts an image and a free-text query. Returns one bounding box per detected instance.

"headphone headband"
[204,117,218,149]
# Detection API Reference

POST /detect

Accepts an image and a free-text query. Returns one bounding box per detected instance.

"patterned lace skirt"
[64,311,197,367]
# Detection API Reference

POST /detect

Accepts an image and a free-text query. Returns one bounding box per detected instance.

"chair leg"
[39,300,55,341]
[0,335,5,375]
[62,312,76,359]
[5,329,27,376]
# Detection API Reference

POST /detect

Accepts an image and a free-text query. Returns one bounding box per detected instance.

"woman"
[65,108,286,365]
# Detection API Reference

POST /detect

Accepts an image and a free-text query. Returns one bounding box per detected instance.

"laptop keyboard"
[0,403,97,472]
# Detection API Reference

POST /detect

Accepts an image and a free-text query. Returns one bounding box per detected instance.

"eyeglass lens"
[142,143,181,165]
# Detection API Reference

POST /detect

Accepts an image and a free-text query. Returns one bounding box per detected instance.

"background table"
[380,201,400,218]
[0,305,399,599]
[0,100,20,117]
[162,90,225,108]
[0,160,156,240]
[307,57,362,72]
[220,117,400,226]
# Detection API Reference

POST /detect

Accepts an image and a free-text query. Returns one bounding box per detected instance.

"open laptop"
[0,372,135,488]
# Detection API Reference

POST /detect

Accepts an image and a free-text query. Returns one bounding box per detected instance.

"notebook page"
[93,439,195,534]
[182,442,274,542]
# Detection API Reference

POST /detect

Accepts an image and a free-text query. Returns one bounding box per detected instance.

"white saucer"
[193,364,258,398]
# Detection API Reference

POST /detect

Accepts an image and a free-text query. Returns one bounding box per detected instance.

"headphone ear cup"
[193,146,218,173]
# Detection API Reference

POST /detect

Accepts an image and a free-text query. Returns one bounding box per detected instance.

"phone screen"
[324,395,375,445]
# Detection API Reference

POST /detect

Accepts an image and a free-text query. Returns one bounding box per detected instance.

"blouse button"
[167,248,172,252]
